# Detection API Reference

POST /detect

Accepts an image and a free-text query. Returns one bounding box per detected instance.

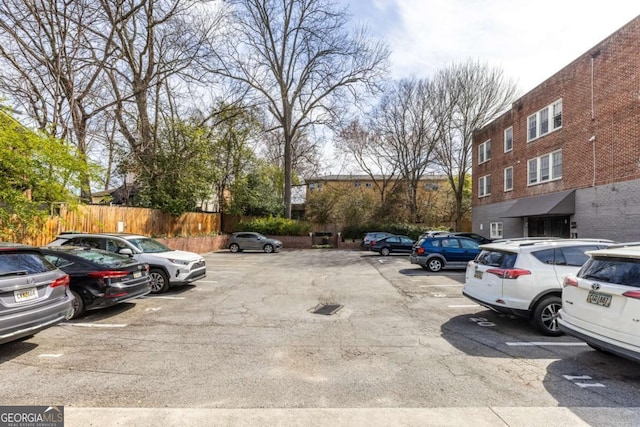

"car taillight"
[88,271,130,280]
[563,276,579,288]
[417,247,425,255]
[370,241,376,246]
[486,268,531,279]
[623,290,640,299]
[50,275,70,288]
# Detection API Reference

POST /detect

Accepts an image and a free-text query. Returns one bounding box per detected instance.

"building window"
[527,99,563,142]
[354,181,361,187]
[504,167,513,191]
[504,127,513,152]
[424,182,439,191]
[309,183,316,190]
[478,140,491,164]
[490,222,503,239]
[478,175,491,197]
[528,150,562,185]
[365,182,372,188]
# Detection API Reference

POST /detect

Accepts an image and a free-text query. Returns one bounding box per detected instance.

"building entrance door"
[527,216,570,238]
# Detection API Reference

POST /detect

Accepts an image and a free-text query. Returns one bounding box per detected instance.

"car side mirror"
[119,248,133,256]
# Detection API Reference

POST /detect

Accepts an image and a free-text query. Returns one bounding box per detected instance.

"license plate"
[474,270,483,279]
[14,288,38,303]
[587,290,612,307]
[133,271,142,278]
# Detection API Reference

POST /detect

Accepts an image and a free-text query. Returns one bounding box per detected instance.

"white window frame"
[527,150,562,185]
[478,175,491,197]
[527,99,563,142]
[504,167,513,192]
[490,222,503,239]
[478,140,491,164]
[504,127,513,152]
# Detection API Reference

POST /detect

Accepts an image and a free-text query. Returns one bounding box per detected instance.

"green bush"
[234,217,312,236]
[341,223,450,241]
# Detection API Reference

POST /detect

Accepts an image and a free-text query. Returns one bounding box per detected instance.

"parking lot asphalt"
[2,249,639,426]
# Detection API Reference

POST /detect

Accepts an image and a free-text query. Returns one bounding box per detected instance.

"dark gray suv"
[228,232,282,253]
[0,244,74,344]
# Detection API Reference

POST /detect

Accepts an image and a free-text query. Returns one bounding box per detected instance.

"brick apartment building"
[471,14,640,242]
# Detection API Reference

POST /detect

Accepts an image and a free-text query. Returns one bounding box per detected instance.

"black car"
[369,235,416,256]
[40,246,151,318]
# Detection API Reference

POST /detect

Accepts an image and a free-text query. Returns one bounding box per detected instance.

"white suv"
[48,233,206,294]
[463,239,612,335]
[559,244,640,363]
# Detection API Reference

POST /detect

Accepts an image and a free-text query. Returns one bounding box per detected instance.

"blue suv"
[410,236,481,272]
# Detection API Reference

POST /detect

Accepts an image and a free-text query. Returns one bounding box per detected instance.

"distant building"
[471,15,640,241]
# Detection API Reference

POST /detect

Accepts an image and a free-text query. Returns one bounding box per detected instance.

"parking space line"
[419,284,463,288]
[38,354,63,358]
[59,323,127,328]
[506,342,587,346]
[448,304,479,308]
[142,296,185,300]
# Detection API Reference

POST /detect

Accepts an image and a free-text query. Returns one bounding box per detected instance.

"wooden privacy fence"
[19,205,221,246]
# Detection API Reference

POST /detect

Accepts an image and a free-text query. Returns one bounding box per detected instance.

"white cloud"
[349,0,640,93]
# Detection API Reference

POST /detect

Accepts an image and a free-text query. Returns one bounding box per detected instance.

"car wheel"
[229,243,240,253]
[427,258,443,272]
[149,268,170,294]
[532,295,562,336]
[381,247,391,256]
[263,244,274,253]
[70,290,84,319]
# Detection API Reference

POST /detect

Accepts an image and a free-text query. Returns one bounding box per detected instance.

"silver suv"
[48,233,206,294]
[463,239,613,335]
[0,244,74,344]
[228,232,282,253]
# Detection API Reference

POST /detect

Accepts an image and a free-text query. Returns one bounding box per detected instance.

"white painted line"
[145,307,162,312]
[563,375,593,380]
[506,342,588,347]
[59,323,127,328]
[576,383,606,388]
[38,354,63,358]
[143,296,185,300]
[448,304,480,308]
[419,284,463,288]
[431,293,447,298]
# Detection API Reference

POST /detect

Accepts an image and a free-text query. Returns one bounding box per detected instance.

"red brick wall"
[472,15,640,206]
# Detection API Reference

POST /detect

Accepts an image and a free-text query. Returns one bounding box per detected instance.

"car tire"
[229,243,240,253]
[149,268,170,294]
[532,295,563,336]
[70,290,85,319]
[427,258,443,272]
[263,244,274,253]
[381,247,390,256]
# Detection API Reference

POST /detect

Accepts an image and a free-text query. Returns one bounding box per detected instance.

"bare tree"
[219,0,389,218]
[0,0,114,200]
[432,60,518,230]
[372,78,440,222]
[335,119,400,208]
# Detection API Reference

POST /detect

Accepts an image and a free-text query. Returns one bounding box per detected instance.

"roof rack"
[606,241,640,249]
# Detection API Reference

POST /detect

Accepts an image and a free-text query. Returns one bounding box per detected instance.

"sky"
[347,0,640,94]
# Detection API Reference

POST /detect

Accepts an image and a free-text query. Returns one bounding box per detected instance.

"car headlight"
[167,259,190,266]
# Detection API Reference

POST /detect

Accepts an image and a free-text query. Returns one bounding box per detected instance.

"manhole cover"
[312,304,343,315]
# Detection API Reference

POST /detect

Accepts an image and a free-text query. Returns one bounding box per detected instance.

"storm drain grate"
[312,304,343,315]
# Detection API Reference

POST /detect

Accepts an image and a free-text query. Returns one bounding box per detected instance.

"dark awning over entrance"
[502,190,575,218]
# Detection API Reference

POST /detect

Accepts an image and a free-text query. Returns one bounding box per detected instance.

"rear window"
[579,256,640,288]
[0,251,57,275]
[68,250,136,267]
[532,245,604,267]
[475,249,517,268]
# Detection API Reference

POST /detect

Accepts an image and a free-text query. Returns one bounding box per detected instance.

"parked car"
[559,245,640,363]
[369,235,415,256]
[447,232,493,245]
[48,233,206,294]
[410,236,481,272]
[463,239,613,336]
[228,232,282,253]
[361,232,392,250]
[40,246,152,318]
[0,244,74,344]
[418,230,450,240]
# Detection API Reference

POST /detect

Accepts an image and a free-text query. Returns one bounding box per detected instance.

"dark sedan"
[40,246,151,318]
[369,235,416,256]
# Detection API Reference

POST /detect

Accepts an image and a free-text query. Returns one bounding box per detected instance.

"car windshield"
[69,249,137,267]
[128,238,172,253]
